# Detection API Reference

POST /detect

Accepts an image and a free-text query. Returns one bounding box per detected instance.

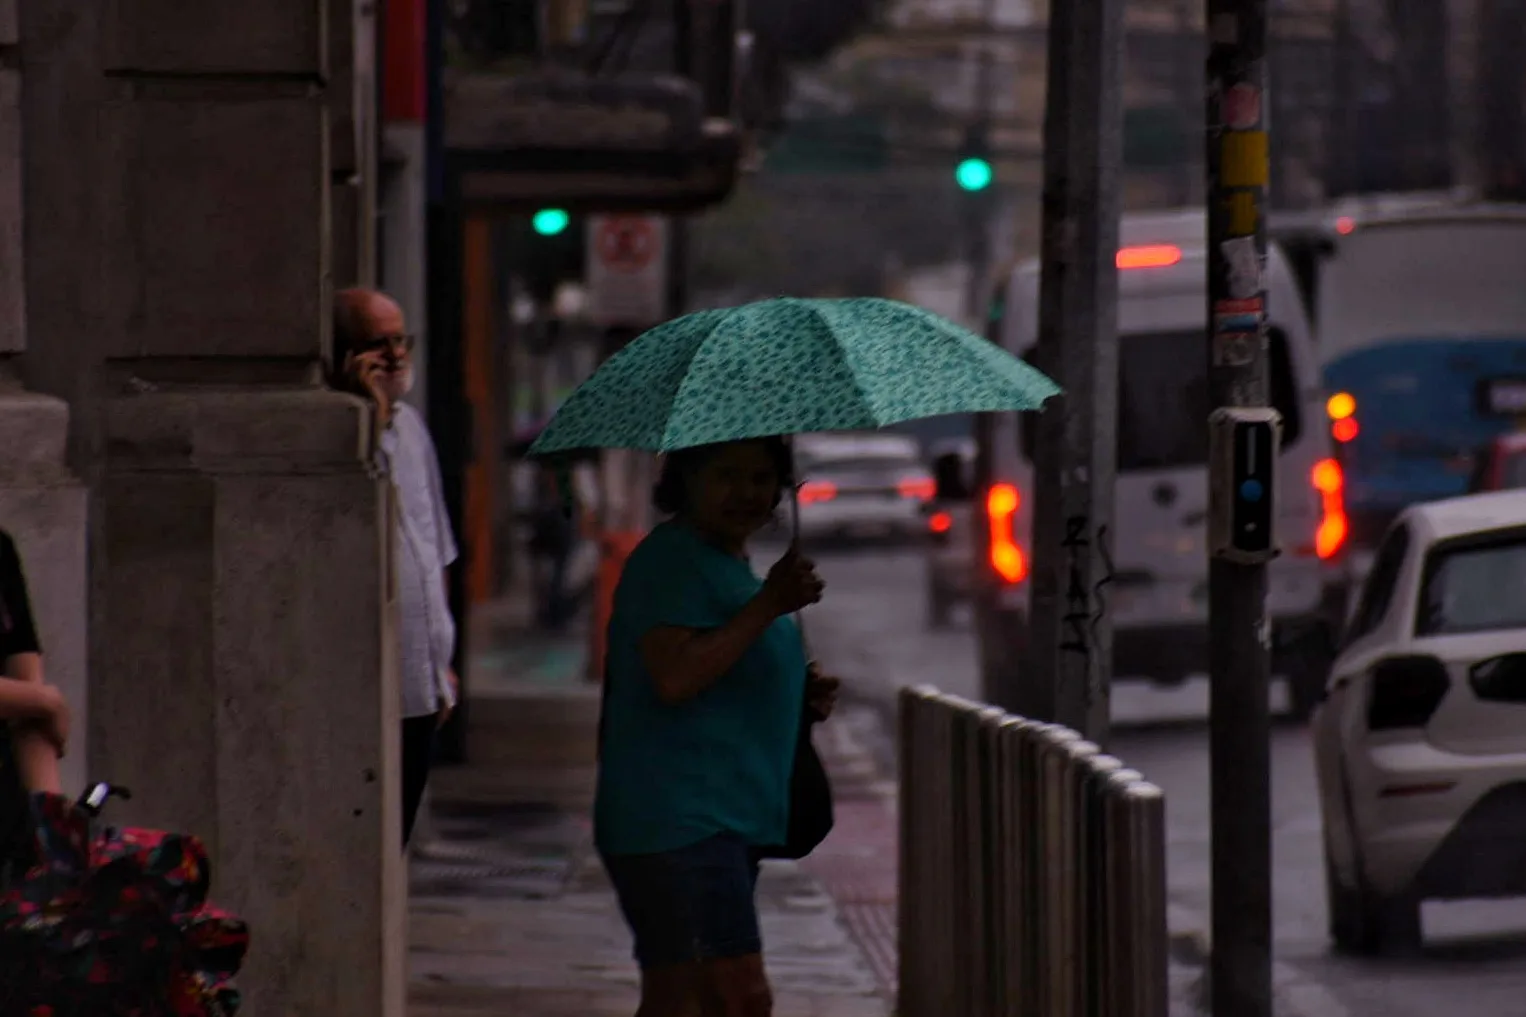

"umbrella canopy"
[0,786,248,1017]
[528,297,1060,456]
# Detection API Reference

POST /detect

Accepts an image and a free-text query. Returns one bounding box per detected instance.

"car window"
[1416,532,1526,636]
[1020,327,1303,467]
[799,455,920,476]
[1344,523,1410,645]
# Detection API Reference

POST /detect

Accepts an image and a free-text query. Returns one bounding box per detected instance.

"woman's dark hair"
[652,437,795,516]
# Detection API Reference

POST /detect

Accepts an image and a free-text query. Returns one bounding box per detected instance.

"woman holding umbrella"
[530,296,1060,1016]
[596,437,839,1016]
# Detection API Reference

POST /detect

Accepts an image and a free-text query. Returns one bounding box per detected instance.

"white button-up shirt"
[379,403,459,719]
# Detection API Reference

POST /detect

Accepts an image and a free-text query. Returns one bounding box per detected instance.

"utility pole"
[962,0,999,322]
[1022,0,1124,743]
[1206,2,1273,1015]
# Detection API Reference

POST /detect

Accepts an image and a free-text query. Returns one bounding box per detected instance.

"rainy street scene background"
[5,1,1526,1016]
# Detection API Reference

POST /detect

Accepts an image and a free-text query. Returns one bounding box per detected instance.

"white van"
[969,209,1350,718]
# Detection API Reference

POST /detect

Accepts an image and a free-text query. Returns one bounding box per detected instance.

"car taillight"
[929,510,952,535]
[1327,391,1358,458]
[898,476,936,501]
[799,481,837,505]
[1367,655,1450,731]
[986,483,1028,584]
[1312,458,1348,560]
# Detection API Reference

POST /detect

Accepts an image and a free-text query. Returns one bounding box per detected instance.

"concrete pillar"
[0,0,90,793]
[17,1,404,1015]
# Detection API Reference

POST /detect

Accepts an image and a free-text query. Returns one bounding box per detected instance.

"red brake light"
[1312,458,1348,560]
[898,476,936,501]
[1335,216,1356,236]
[929,511,952,534]
[986,483,1027,583]
[1116,244,1182,270]
[799,481,837,505]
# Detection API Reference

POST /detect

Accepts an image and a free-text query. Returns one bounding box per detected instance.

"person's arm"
[638,547,824,705]
[2,657,62,795]
[0,535,65,792]
[640,595,782,705]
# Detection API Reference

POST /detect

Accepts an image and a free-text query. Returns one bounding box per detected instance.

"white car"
[1313,489,1526,954]
[782,432,934,545]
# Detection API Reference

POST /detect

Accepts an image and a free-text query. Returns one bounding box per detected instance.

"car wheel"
[1324,842,1423,956]
[1285,633,1334,724]
[1325,845,1373,954]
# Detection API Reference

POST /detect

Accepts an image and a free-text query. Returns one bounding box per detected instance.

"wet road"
[779,538,1526,1017]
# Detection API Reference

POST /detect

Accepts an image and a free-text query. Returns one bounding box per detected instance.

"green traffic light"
[956,157,994,192]
[532,208,571,236]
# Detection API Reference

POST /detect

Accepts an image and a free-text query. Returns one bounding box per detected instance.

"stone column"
[0,0,89,793]
[18,1,404,1015]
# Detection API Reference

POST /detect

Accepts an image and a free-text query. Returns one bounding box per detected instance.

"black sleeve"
[0,532,41,659]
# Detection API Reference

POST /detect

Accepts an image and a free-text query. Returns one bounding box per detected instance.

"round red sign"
[596,218,657,273]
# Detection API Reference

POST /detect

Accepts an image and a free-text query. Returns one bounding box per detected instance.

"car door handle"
[1181,509,1207,527]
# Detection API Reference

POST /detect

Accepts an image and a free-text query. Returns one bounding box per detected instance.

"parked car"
[781,433,935,545]
[924,439,976,628]
[1313,489,1526,955]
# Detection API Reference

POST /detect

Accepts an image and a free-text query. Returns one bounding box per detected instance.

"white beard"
[381,363,415,402]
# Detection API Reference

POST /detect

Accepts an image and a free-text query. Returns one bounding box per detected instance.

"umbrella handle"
[787,438,811,652]
[77,782,133,818]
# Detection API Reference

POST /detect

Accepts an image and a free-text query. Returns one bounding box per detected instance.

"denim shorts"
[601,833,763,969]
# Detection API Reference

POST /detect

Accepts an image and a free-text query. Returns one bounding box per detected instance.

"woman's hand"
[761,547,824,617]
[805,662,840,722]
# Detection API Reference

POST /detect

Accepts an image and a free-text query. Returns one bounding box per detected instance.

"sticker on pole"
[1220,235,1263,298]
[1213,297,1262,367]
[1223,83,1262,130]
[587,215,668,327]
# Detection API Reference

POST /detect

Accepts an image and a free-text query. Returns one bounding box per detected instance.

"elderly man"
[333,287,459,847]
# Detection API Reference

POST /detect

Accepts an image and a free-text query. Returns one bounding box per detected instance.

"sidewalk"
[407,597,893,1017]
[407,593,1207,1016]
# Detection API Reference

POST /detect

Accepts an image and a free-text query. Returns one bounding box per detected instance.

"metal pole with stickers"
[1205,2,1275,1016]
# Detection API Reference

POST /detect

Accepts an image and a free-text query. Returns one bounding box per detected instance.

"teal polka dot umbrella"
[528,297,1061,457]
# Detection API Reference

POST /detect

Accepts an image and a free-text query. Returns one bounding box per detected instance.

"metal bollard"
[1103,773,1168,1017]
[992,716,1029,1017]
[1031,724,1079,1017]
[1057,739,1101,1017]
[974,708,1007,1017]
[1079,755,1126,1017]
[1012,720,1054,1017]
[931,694,961,1016]
[898,685,939,1017]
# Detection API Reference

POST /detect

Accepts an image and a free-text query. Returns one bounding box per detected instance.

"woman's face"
[686,441,783,544]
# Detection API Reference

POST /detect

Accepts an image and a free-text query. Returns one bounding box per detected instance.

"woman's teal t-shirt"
[594,521,808,857]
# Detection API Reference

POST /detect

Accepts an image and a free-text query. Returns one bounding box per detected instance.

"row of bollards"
[897,686,1169,1017]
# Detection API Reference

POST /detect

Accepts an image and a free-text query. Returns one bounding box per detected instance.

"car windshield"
[1417,535,1526,635]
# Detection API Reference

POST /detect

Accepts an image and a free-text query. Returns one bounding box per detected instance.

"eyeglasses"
[356,333,416,355]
